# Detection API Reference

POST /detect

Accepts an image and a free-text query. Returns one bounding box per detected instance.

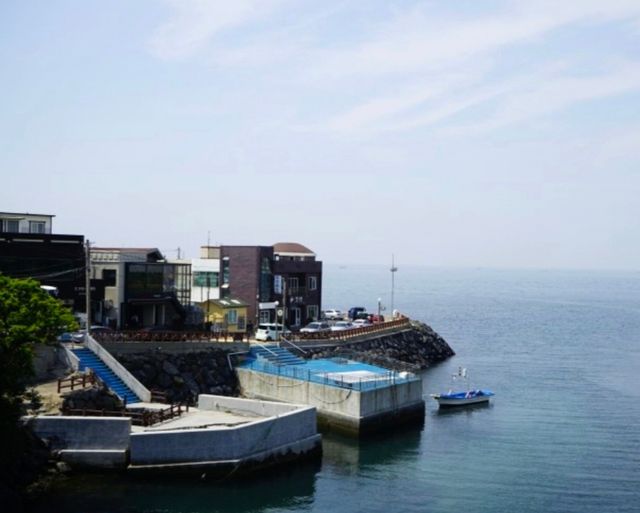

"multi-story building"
[0,211,87,311]
[91,247,190,329]
[272,242,322,327]
[215,242,322,329]
[219,245,274,329]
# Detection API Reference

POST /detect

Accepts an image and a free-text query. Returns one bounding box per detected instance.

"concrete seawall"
[130,396,320,471]
[236,368,425,436]
[26,395,321,476]
[25,416,130,469]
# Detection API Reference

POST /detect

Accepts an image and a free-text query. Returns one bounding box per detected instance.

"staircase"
[72,348,141,404]
[250,345,306,366]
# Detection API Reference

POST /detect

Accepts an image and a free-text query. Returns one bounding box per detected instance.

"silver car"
[323,309,344,320]
[300,321,331,333]
[330,321,355,332]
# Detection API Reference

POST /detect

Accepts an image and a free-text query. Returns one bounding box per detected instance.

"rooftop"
[273,242,315,256]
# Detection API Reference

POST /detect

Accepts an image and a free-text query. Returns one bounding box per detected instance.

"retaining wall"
[236,369,424,436]
[129,395,320,469]
[25,416,130,469]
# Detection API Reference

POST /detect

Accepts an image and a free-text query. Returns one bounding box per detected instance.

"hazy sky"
[2,1,639,269]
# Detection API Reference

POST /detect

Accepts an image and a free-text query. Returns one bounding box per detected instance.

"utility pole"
[85,239,91,339]
[390,254,398,314]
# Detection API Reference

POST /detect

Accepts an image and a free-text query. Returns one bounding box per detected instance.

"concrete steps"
[250,345,306,366]
[72,348,141,404]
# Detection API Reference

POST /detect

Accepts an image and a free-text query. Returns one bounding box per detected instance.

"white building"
[0,211,53,234]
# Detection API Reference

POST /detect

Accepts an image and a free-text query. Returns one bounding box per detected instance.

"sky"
[1,0,639,269]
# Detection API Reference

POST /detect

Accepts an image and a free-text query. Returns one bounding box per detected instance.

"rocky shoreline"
[113,321,454,405]
[116,349,239,404]
[303,320,455,371]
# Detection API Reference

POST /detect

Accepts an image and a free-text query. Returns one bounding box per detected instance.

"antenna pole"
[390,254,398,313]
[85,239,91,338]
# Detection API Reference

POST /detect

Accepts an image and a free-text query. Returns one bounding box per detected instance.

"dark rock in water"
[61,385,123,412]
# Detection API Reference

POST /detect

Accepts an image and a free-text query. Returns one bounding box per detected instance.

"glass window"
[102,269,116,286]
[227,310,238,324]
[2,219,20,232]
[29,221,46,234]
[307,305,318,320]
[308,276,317,291]
[193,271,219,287]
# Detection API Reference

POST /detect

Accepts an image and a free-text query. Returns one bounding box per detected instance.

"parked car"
[352,319,372,328]
[348,307,366,320]
[57,331,84,343]
[90,325,114,334]
[300,321,331,333]
[330,321,355,332]
[323,309,344,320]
[255,323,290,341]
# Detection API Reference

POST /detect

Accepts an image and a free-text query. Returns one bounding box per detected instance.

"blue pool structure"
[239,345,419,391]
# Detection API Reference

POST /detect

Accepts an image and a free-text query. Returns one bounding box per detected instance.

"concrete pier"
[26,395,321,477]
[236,367,425,436]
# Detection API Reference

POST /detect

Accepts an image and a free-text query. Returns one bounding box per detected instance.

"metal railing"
[57,371,97,394]
[279,336,308,355]
[241,359,419,392]
[61,403,189,427]
[293,317,412,343]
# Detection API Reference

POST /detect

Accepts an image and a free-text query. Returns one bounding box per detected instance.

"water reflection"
[321,422,423,476]
[29,459,320,513]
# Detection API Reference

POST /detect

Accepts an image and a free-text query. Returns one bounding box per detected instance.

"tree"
[0,274,77,509]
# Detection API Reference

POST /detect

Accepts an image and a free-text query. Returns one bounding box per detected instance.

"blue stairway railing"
[71,348,141,404]
[250,345,306,366]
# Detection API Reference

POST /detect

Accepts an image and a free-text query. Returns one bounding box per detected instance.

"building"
[200,297,249,335]
[219,245,274,330]
[91,248,191,329]
[216,242,322,330]
[0,211,87,312]
[272,242,323,327]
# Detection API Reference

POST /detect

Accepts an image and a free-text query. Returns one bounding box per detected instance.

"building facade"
[0,211,86,311]
[272,242,323,327]
[91,248,190,329]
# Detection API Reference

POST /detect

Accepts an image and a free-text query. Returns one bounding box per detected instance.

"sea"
[30,266,640,513]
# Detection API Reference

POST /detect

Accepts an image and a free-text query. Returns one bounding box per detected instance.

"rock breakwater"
[116,349,238,404]
[302,321,455,371]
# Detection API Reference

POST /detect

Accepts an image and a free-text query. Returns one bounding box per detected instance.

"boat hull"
[430,390,494,408]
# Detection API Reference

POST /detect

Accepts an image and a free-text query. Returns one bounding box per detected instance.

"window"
[193,271,219,287]
[237,316,246,330]
[308,276,317,291]
[259,310,271,323]
[227,310,238,324]
[2,219,19,232]
[102,269,116,287]
[222,259,230,285]
[29,221,46,234]
[288,277,299,290]
[307,305,319,321]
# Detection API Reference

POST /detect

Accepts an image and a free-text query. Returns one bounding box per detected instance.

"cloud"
[148,0,285,60]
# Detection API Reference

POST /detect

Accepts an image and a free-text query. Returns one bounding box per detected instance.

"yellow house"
[200,297,248,333]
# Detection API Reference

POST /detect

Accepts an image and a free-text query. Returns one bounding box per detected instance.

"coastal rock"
[116,349,240,405]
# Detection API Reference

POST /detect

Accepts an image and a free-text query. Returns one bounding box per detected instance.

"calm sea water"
[31,266,640,513]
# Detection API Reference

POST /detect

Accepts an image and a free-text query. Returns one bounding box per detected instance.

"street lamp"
[377,297,382,317]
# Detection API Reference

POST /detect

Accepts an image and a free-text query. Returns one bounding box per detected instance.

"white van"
[255,323,289,341]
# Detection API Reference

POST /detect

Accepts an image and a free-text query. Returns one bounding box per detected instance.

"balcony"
[272,259,322,274]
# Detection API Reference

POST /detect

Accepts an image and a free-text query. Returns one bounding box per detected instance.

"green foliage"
[0,275,77,399]
[0,274,78,497]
